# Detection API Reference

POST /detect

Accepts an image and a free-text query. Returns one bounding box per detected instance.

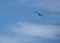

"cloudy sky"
[0,0,60,43]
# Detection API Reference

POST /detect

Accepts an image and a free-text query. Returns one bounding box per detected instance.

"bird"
[34,11,42,16]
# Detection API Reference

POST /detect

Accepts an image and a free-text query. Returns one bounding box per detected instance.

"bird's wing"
[34,11,40,14]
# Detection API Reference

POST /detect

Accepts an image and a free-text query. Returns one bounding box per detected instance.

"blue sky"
[0,0,60,43]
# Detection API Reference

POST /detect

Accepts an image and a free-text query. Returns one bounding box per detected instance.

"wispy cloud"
[6,22,60,40]
[13,0,60,20]
[0,21,60,43]
[13,22,60,39]
[0,34,33,43]
[15,0,60,12]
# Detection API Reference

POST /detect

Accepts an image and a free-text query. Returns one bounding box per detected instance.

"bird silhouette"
[34,11,42,16]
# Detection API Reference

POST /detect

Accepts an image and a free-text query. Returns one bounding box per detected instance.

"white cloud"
[12,22,60,40]
[0,35,17,43]
[0,34,33,43]
[15,0,60,12]
[34,0,60,12]
[0,21,60,43]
